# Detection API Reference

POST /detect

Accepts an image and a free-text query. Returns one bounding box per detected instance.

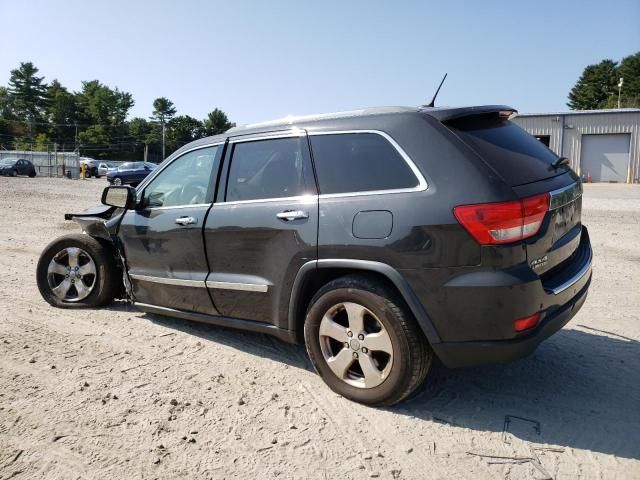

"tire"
[29,170,36,178]
[10,169,17,177]
[304,275,432,407]
[112,177,122,186]
[36,234,120,309]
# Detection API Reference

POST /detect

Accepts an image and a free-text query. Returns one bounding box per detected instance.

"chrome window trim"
[135,142,224,193]
[206,280,269,293]
[217,194,318,206]
[146,203,211,211]
[549,182,582,211]
[221,130,313,204]
[228,129,306,144]
[129,273,206,288]
[308,129,428,198]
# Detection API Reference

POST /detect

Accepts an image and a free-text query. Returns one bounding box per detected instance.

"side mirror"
[101,186,136,209]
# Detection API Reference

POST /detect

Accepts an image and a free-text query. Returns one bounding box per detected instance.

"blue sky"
[1,0,638,124]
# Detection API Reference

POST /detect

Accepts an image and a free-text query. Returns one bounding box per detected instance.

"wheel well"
[293,267,405,343]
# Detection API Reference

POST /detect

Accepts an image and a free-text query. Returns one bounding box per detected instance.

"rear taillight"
[453,193,550,245]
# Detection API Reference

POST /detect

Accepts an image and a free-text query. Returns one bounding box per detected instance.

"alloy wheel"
[46,247,97,302]
[318,302,394,388]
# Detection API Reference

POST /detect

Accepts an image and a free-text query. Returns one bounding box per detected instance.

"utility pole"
[161,115,166,160]
[618,78,624,109]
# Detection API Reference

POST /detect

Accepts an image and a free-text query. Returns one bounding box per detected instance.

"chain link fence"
[0,149,80,178]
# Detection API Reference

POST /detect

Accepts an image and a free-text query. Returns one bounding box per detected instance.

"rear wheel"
[36,234,120,308]
[304,275,432,406]
[29,170,36,178]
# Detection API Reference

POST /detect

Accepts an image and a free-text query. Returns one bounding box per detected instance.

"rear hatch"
[443,111,583,275]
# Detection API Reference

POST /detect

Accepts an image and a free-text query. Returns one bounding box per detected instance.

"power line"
[0,116,155,128]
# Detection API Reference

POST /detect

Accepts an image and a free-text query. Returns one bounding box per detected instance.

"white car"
[97,162,115,177]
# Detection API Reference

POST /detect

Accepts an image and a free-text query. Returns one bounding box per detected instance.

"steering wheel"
[179,181,208,205]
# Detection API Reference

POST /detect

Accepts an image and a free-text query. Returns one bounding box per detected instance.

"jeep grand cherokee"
[36,105,592,406]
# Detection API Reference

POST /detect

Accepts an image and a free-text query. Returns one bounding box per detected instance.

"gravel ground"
[0,177,639,480]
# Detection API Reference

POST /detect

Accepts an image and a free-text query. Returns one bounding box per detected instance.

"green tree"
[617,52,640,108]
[151,97,177,123]
[45,80,78,148]
[34,132,50,151]
[0,86,15,142]
[151,97,177,159]
[76,80,134,157]
[126,117,154,160]
[77,80,133,126]
[567,59,618,110]
[7,62,49,139]
[168,115,204,151]
[203,108,235,136]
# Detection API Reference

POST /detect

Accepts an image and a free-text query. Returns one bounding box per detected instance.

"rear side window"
[226,137,316,202]
[309,133,419,194]
[446,115,565,186]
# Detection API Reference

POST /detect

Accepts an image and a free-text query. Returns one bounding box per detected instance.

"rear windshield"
[446,114,567,186]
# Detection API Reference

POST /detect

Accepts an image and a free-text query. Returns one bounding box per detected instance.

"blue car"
[106,162,156,186]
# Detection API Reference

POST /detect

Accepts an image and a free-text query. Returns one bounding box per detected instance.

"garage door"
[580,133,631,182]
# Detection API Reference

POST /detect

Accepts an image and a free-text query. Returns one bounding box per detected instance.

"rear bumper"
[432,275,590,368]
[403,226,593,368]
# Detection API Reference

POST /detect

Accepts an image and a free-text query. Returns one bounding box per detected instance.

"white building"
[513,109,640,183]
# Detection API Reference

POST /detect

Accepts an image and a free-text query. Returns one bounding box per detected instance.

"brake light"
[514,312,541,332]
[453,193,550,245]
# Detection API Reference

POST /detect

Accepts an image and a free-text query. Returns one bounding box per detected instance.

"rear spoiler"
[419,105,517,122]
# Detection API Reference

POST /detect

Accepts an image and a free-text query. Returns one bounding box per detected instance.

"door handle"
[175,216,197,226]
[276,210,309,221]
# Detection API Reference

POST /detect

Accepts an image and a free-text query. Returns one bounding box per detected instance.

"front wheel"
[112,177,122,186]
[10,169,17,177]
[304,275,432,407]
[36,234,120,308]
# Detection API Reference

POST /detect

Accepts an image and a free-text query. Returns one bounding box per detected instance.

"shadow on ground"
[144,311,640,460]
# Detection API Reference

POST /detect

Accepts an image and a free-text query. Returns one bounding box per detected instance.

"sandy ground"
[0,177,639,480]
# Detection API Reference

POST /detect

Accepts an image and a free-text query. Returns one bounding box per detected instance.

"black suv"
[36,105,592,406]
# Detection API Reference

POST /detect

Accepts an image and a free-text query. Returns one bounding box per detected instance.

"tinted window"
[226,137,315,202]
[143,146,219,208]
[446,115,566,186]
[309,133,419,194]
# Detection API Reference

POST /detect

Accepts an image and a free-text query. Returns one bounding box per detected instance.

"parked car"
[0,157,36,177]
[79,158,102,178]
[106,161,156,186]
[36,105,592,406]
[97,162,115,177]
